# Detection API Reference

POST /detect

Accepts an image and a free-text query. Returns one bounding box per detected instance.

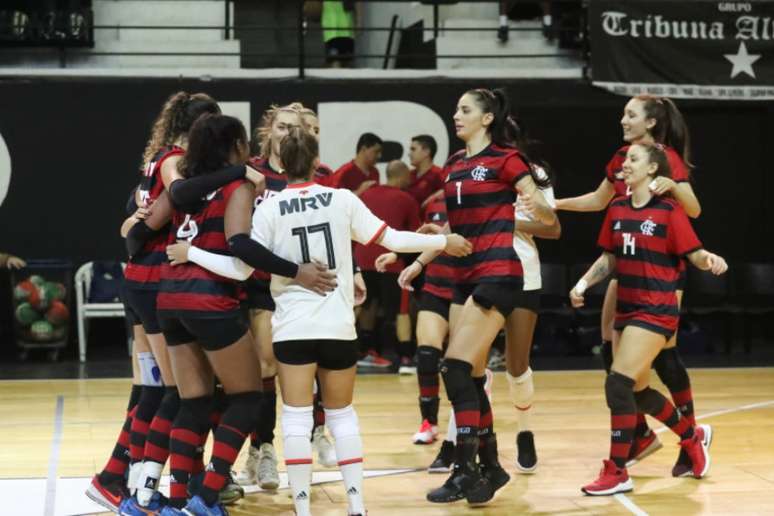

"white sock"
[499,14,507,26]
[127,461,142,494]
[507,368,534,433]
[325,405,365,515]
[446,407,456,443]
[282,405,314,516]
[136,461,163,506]
[543,14,552,25]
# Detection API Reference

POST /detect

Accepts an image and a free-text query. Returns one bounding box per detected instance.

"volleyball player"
[296,104,335,185]
[169,126,472,516]
[570,142,725,495]
[555,95,708,475]
[399,88,556,505]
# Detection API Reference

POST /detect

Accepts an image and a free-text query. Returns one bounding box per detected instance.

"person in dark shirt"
[330,132,382,195]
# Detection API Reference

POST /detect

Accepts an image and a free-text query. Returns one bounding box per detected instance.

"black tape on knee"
[417,346,441,375]
[653,348,690,393]
[605,372,636,414]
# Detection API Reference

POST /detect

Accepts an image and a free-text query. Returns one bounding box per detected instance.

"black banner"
[590,1,774,100]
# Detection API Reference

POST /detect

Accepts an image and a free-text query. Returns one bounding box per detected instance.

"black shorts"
[159,314,247,351]
[418,290,451,320]
[513,289,541,314]
[274,339,359,370]
[362,271,402,321]
[452,282,524,318]
[677,268,687,291]
[123,285,162,334]
[242,279,275,311]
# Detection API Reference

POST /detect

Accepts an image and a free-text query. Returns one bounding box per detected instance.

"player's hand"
[705,252,728,275]
[167,241,191,266]
[398,261,422,291]
[416,223,444,235]
[245,166,266,195]
[517,193,536,218]
[649,177,676,195]
[354,271,367,306]
[443,234,473,257]
[133,205,153,221]
[5,255,26,269]
[295,262,337,295]
[569,287,585,308]
[375,252,397,273]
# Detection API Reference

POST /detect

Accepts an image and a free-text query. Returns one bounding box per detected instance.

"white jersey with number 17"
[251,181,387,342]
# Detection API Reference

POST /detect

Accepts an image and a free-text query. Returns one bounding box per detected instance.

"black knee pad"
[176,396,214,432]
[601,340,613,374]
[653,348,690,392]
[136,385,166,422]
[417,346,441,375]
[633,387,661,414]
[157,386,181,420]
[605,372,636,413]
[440,358,475,403]
[224,391,263,433]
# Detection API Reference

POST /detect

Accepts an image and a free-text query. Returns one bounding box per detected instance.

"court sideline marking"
[44,395,64,516]
[613,398,774,516]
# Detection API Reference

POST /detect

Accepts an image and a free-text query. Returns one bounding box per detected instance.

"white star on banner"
[724,41,761,79]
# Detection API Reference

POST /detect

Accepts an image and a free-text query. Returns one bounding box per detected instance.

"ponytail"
[636,95,693,170]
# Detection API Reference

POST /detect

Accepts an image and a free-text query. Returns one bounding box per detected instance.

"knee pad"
[506,368,534,405]
[158,387,181,420]
[281,405,314,438]
[138,351,163,387]
[225,391,262,432]
[417,346,441,375]
[653,348,689,392]
[136,385,165,422]
[605,372,635,413]
[633,387,662,414]
[324,405,360,440]
[176,396,213,431]
[440,358,474,403]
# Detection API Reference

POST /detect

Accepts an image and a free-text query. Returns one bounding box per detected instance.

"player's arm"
[125,191,174,257]
[168,165,266,208]
[686,249,727,275]
[649,179,701,218]
[515,215,562,240]
[555,178,615,212]
[515,175,556,225]
[569,252,616,307]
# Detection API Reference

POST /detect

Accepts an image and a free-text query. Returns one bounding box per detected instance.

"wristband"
[574,279,588,295]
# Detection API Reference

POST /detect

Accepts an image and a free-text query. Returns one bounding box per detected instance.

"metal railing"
[0,0,589,77]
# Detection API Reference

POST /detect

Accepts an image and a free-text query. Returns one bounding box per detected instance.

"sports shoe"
[86,474,129,513]
[497,24,508,43]
[356,350,392,369]
[258,443,280,490]
[673,423,713,478]
[181,494,226,516]
[159,506,186,516]
[187,471,243,506]
[479,434,510,494]
[516,431,538,473]
[428,440,454,473]
[119,492,167,515]
[680,425,711,479]
[427,437,494,505]
[487,349,506,371]
[581,460,633,496]
[235,445,259,486]
[625,430,663,467]
[312,426,338,467]
[413,419,439,445]
[398,356,417,375]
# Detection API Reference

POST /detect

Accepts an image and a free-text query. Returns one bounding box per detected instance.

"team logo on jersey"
[432,213,442,221]
[471,165,489,181]
[279,192,334,215]
[177,214,199,242]
[613,221,621,230]
[640,218,657,236]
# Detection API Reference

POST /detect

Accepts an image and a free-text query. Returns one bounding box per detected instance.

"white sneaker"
[412,419,439,445]
[312,426,338,468]
[235,445,259,486]
[258,443,280,490]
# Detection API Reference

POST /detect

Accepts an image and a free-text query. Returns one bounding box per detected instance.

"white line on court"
[614,493,649,516]
[44,395,64,516]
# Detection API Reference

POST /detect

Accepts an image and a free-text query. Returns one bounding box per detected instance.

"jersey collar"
[286,181,317,189]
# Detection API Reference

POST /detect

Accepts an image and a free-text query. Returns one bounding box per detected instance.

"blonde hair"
[253,103,303,158]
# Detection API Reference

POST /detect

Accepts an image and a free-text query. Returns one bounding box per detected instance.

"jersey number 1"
[291,223,336,269]
[455,181,462,205]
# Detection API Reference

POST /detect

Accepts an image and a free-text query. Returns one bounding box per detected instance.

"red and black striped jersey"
[157,179,246,317]
[314,162,334,186]
[444,144,531,285]
[598,195,702,336]
[124,146,184,288]
[247,156,288,283]
[422,196,455,301]
[605,145,690,197]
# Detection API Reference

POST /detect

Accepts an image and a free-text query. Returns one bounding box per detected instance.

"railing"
[0,0,589,78]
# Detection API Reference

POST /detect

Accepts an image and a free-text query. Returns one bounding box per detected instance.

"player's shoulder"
[443,149,467,168]
[610,195,629,208]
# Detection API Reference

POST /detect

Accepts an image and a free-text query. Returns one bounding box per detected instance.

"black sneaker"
[497,24,509,43]
[516,431,538,473]
[428,440,455,473]
[478,433,510,493]
[426,466,493,504]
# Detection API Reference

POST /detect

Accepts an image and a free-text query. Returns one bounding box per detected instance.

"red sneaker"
[85,474,128,512]
[356,350,392,368]
[680,425,711,479]
[581,460,633,496]
[673,423,713,477]
[625,430,663,467]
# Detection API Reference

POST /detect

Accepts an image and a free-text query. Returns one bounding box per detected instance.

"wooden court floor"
[1,368,773,515]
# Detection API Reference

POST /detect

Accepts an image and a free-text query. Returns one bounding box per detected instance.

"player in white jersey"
[506,165,559,473]
[168,128,472,516]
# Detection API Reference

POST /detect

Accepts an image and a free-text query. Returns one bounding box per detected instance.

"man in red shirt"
[330,132,382,195]
[355,160,421,370]
[406,134,445,209]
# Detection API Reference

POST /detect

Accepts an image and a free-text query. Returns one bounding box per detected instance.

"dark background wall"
[1,76,772,268]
